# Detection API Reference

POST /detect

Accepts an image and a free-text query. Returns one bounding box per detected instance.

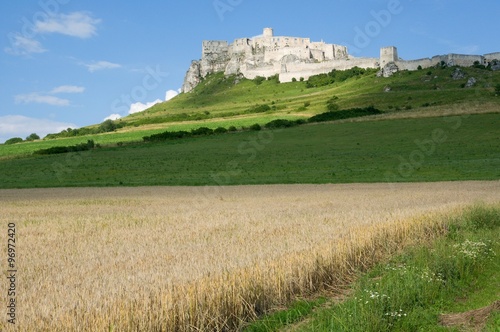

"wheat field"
[0,181,499,331]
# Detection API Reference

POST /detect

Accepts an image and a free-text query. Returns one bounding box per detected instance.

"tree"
[99,119,116,133]
[4,137,23,145]
[495,84,500,96]
[26,133,40,141]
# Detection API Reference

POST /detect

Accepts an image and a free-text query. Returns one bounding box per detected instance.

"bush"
[249,123,262,131]
[191,127,214,136]
[264,119,307,129]
[267,74,280,83]
[308,106,382,123]
[99,119,117,133]
[304,101,311,108]
[265,119,294,129]
[495,84,500,95]
[214,127,228,134]
[245,104,271,114]
[326,96,340,111]
[228,126,238,132]
[306,67,377,88]
[253,76,266,85]
[143,131,191,142]
[4,137,23,145]
[292,77,297,82]
[35,140,96,155]
[26,133,40,141]
[472,61,487,70]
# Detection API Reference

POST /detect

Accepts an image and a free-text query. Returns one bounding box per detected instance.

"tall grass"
[0,182,498,331]
[290,204,500,332]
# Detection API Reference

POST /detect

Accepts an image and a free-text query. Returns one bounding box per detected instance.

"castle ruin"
[182,28,500,93]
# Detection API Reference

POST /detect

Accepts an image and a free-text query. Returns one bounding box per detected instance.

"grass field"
[0,112,498,189]
[0,181,499,331]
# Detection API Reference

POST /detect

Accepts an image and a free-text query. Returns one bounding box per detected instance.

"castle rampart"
[182,28,500,93]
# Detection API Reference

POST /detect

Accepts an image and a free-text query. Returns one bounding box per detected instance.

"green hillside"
[1,66,500,159]
[123,66,500,127]
[0,113,498,189]
[0,65,499,188]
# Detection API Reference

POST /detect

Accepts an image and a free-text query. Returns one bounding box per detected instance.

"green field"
[0,113,306,158]
[0,113,498,189]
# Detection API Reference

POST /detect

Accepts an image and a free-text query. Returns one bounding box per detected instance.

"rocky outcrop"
[490,60,500,71]
[465,77,477,88]
[182,61,202,93]
[451,68,466,80]
[377,62,399,78]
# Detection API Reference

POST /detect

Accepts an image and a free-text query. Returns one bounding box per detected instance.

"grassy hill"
[0,113,498,189]
[0,65,499,188]
[2,65,499,158]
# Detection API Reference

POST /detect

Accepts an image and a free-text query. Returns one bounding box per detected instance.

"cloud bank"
[14,93,70,106]
[34,12,101,39]
[84,61,122,73]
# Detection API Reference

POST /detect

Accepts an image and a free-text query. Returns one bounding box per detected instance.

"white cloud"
[4,34,47,56]
[0,115,76,143]
[128,99,162,114]
[14,93,70,106]
[84,61,122,73]
[35,12,101,39]
[50,85,85,94]
[104,114,122,121]
[165,89,180,101]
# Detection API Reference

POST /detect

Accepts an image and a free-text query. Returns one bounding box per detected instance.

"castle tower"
[263,28,274,38]
[380,46,398,65]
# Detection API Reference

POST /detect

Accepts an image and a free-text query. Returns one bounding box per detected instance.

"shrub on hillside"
[26,133,40,141]
[264,119,299,129]
[326,96,340,111]
[143,131,191,142]
[245,104,271,114]
[306,67,376,88]
[249,123,262,131]
[308,106,382,123]
[191,127,214,136]
[214,127,228,134]
[35,140,96,155]
[4,137,23,145]
[253,76,266,85]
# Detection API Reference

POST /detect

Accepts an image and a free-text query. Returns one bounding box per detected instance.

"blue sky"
[0,0,499,143]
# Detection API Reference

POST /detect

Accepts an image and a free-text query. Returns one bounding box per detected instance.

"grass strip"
[244,204,500,331]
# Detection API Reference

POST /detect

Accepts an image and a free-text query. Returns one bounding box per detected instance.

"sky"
[0,0,499,143]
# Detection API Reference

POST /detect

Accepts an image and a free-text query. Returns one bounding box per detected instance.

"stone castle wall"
[182,28,500,93]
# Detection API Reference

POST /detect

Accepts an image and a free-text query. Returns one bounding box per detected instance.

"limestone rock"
[490,59,500,71]
[465,77,477,88]
[224,57,241,76]
[451,68,466,80]
[181,61,201,93]
[384,86,392,92]
[378,62,399,78]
